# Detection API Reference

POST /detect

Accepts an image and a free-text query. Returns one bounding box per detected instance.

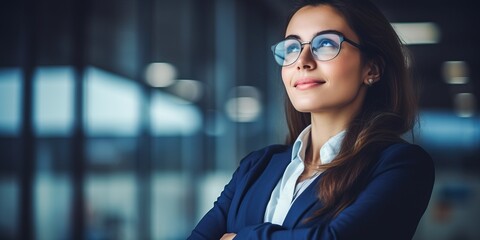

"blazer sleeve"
[233,144,435,240]
[187,149,264,240]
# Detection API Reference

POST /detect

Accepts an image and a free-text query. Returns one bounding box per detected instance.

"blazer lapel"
[246,149,292,223]
[229,146,292,230]
[282,175,323,228]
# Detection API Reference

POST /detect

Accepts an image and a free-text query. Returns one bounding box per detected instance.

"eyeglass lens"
[272,33,343,66]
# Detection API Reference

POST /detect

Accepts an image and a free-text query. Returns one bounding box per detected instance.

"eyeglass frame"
[271,30,363,67]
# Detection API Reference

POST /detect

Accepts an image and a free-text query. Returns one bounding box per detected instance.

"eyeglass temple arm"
[343,38,362,50]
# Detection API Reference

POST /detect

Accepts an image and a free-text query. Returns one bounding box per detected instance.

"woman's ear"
[363,59,382,85]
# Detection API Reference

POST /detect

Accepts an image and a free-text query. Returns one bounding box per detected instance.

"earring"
[367,78,374,85]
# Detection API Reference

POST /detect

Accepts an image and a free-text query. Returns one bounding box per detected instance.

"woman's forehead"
[285,5,357,42]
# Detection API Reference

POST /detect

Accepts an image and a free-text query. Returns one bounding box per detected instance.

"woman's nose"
[295,44,316,70]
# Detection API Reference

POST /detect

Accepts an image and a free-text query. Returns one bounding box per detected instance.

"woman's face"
[282,5,371,116]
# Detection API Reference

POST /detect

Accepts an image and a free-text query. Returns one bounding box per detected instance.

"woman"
[188,0,434,239]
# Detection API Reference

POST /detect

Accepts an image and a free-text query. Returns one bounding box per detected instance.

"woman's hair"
[283,0,417,219]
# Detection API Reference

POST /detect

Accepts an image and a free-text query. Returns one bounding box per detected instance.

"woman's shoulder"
[375,142,435,174]
[240,144,292,162]
[380,142,432,161]
[237,144,292,171]
[249,144,292,157]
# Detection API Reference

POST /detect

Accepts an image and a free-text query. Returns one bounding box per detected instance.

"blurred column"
[136,0,152,238]
[214,0,237,170]
[19,0,37,239]
[71,0,90,239]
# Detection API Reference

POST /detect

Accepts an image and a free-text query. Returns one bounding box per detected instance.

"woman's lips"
[294,79,326,90]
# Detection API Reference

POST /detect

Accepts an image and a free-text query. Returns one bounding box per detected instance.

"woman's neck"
[307,112,353,166]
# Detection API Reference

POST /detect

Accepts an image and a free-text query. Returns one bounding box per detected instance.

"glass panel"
[152,137,182,171]
[0,68,22,135]
[151,172,189,239]
[85,173,137,240]
[33,66,74,136]
[413,170,480,240]
[85,137,138,239]
[150,91,202,136]
[34,138,73,240]
[86,138,137,169]
[0,67,22,239]
[0,177,19,239]
[84,67,142,137]
[416,110,480,162]
[34,173,71,240]
[195,172,232,223]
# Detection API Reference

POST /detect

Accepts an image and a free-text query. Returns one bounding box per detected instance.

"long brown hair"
[283,0,417,219]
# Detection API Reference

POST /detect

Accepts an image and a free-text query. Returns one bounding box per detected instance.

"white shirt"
[263,125,346,225]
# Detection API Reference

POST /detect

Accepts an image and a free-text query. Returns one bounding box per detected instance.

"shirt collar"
[291,125,346,165]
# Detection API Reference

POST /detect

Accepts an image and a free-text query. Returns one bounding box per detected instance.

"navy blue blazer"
[188,143,435,240]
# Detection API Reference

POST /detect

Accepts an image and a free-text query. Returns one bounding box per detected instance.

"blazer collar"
[228,146,293,230]
[230,145,324,229]
[244,148,293,224]
[281,174,323,228]
[243,146,323,227]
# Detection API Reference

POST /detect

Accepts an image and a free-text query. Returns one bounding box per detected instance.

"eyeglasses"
[271,30,362,66]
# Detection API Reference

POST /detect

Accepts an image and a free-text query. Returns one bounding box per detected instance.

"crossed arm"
[188,144,434,240]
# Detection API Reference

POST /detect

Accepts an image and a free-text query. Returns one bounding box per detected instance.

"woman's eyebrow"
[284,34,301,40]
[284,30,341,41]
[314,29,342,36]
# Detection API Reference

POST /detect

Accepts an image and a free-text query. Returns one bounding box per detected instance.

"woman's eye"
[316,39,337,48]
[286,44,301,54]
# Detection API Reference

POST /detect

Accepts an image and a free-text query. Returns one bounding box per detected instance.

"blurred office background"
[0,0,478,239]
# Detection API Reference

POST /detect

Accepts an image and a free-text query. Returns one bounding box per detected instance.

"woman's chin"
[292,105,317,113]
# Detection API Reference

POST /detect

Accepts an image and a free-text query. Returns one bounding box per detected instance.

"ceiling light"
[145,62,177,88]
[391,22,440,45]
[442,61,469,84]
[225,86,262,122]
[454,93,476,117]
[170,79,204,103]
